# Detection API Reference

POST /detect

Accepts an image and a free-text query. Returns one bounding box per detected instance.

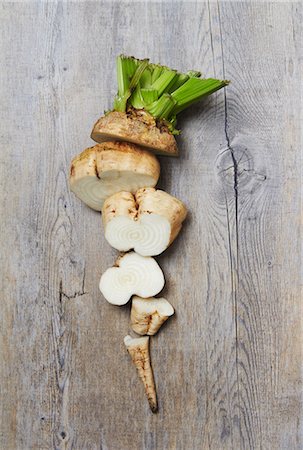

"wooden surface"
[0,2,302,449]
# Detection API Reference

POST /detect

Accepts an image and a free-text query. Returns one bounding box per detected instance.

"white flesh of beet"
[99,252,165,306]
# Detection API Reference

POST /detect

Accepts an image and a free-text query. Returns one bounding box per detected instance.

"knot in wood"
[215,147,266,193]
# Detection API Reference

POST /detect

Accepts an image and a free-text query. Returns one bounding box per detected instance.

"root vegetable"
[99,252,164,306]
[91,109,178,157]
[124,335,157,413]
[131,296,174,335]
[69,141,160,211]
[102,188,187,256]
[68,54,229,414]
[91,55,228,156]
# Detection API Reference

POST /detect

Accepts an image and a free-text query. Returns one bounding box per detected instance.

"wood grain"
[0,1,301,449]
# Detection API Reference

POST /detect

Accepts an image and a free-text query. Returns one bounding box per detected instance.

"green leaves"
[171,77,229,114]
[116,55,137,98]
[150,69,177,96]
[146,93,177,120]
[114,56,148,111]
[113,54,229,131]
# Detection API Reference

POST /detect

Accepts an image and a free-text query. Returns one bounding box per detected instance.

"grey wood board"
[0,1,301,449]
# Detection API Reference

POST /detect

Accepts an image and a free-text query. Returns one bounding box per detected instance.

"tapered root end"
[124,335,158,413]
[149,402,158,414]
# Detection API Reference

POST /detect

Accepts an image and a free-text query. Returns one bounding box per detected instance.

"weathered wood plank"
[0,1,301,450]
[216,3,302,448]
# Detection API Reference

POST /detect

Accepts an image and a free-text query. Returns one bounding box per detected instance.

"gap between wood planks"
[217,0,241,426]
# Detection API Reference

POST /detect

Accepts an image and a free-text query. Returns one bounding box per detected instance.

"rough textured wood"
[0,2,301,449]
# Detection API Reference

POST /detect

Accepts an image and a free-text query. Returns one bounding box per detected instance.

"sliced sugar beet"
[130,296,174,335]
[91,110,178,157]
[69,141,160,211]
[102,188,187,256]
[99,252,165,306]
